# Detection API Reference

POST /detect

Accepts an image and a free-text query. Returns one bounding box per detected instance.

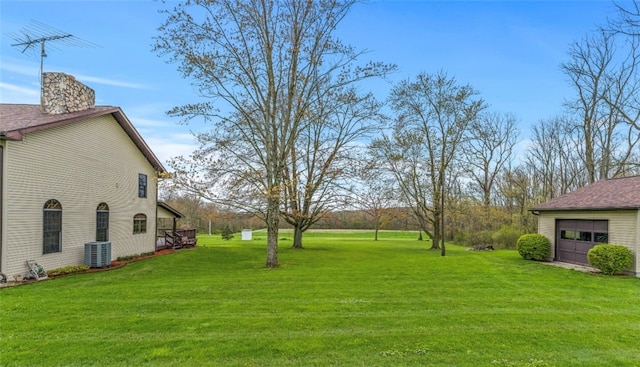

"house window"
[133,213,147,234]
[43,199,62,254]
[96,202,109,241]
[138,174,147,198]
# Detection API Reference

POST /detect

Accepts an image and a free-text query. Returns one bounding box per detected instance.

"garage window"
[561,230,576,240]
[594,232,608,243]
[577,231,592,242]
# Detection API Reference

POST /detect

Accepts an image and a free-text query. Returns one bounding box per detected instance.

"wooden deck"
[157,229,197,250]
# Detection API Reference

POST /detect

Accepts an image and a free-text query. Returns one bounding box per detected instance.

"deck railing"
[157,229,197,250]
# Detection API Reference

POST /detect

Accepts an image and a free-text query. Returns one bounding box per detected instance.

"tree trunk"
[430,213,440,250]
[292,225,304,249]
[265,194,279,268]
[374,218,380,241]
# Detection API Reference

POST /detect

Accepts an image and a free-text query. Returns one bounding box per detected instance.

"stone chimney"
[41,72,95,114]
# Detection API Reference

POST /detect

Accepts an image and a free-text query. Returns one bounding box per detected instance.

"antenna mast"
[13,33,73,77]
[7,20,100,101]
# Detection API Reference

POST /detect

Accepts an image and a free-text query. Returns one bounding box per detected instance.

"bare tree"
[351,160,400,241]
[609,0,640,37]
[462,111,519,227]
[370,128,437,243]
[497,167,537,232]
[372,71,486,252]
[602,1,640,134]
[561,29,639,183]
[282,88,384,248]
[154,0,393,267]
[525,115,584,202]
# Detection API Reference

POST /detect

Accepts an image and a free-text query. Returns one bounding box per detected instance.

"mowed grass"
[1,230,639,367]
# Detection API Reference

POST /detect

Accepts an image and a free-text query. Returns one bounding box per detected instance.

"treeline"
[156,0,639,265]
[160,190,536,250]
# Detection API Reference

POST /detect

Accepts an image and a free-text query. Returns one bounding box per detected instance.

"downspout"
[154,173,159,253]
[0,144,5,282]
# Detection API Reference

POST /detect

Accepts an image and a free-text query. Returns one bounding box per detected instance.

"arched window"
[133,213,147,234]
[43,199,62,253]
[96,203,109,241]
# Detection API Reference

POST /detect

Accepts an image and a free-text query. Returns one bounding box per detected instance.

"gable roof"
[0,104,166,173]
[531,175,640,211]
[158,202,185,218]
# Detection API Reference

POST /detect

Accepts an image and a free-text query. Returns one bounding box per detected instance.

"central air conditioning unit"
[84,241,111,268]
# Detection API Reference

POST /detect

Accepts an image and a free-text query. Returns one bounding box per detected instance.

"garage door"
[556,220,608,265]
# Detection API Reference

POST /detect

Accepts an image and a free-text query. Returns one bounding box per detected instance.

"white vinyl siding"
[537,210,639,276]
[157,206,177,220]
[2,114,158,277]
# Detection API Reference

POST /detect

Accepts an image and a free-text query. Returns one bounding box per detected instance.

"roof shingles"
[531,176,640,211]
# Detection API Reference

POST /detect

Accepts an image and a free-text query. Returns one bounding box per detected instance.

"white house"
[0,72,175,279]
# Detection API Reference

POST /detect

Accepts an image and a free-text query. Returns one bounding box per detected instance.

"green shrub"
[47,265,90,277]
[492,225,524,249]
[516,234,550,260]
[587,244,633,275]
[221,225,234,240]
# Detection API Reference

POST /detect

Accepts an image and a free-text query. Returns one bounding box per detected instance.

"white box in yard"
[241,229,252,241]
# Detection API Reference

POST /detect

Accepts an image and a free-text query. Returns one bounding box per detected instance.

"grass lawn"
[1,230,639,366]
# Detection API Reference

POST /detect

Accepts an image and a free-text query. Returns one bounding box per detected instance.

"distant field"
[1,231,639,366]
[202,229,424,243]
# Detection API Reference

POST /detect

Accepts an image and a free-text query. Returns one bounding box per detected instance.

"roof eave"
[110,109,167,174]
[0,131,21,141]
[158,201,185,218]
[531,206,640,212]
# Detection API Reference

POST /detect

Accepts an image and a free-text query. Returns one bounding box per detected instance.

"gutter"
[0,131,22,141]
[531,206,640,212]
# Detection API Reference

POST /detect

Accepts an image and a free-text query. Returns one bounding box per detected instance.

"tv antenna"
[8,20,100,77]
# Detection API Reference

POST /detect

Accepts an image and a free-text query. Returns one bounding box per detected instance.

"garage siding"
[537,210,639,276]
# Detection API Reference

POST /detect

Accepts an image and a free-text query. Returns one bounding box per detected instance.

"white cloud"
[145,135,197,169]
[131,117,174,128]
[0,61,39,76]
[0,82,38,96]
[74,74,151,90]
[0,82,39,103]
[0,59,150,90]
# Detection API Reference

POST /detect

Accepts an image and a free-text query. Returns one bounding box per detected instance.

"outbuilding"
[531,176,640,277]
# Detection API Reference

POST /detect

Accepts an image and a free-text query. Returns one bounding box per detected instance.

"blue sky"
[0,1,624,166]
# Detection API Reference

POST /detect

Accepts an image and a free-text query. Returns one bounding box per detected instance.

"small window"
[43,199,62,254]
[560,230,576,240]
[576,231,592,242]
[96,203,109,241]
[138,174,147,198]
[594,232,608,243]
[133,213,147,234]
